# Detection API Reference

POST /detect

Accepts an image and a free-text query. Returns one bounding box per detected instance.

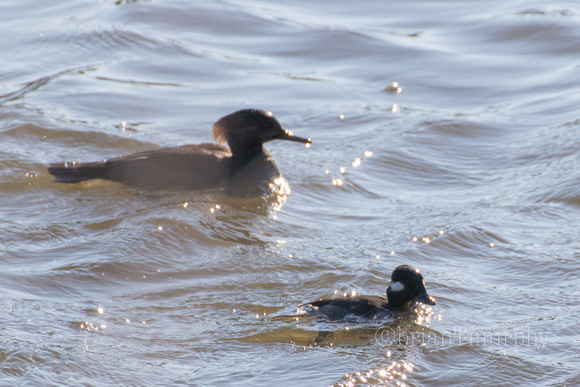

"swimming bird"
[300,265,436,320]
[48,109,311,195]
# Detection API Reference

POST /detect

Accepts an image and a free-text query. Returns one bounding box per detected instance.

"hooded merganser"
[300,265,436,320]
[48,109,311,195]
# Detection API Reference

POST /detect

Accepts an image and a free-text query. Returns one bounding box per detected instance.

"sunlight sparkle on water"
[267,177,290,216]
[339,167,346,174]
[352,158,361,167]
[339,360,415,386]
[384,81,402,93]
[392,104,400,113]
[80,321,107,332]
[415,303,435,326]
[364,150,373,157]
[332,179,343,186]
[97,307,104,315]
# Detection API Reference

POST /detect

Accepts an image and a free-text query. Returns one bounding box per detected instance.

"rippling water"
[1,0,579,385]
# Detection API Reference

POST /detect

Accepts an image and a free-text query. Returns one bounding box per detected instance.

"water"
[1,0,579,385]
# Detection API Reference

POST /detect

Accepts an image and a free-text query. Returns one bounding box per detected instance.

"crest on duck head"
[212,109,276,145]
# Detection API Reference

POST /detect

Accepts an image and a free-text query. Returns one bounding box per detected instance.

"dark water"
[1,0,579,385]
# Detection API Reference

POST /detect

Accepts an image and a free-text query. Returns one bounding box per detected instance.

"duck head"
[212,109,311,156]
[386,265,436,311]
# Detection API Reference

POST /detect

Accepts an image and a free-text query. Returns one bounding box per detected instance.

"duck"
[299,265,436,320]
[48,109,311,195]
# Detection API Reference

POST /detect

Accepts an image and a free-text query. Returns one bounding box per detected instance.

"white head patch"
[390,282,405,292]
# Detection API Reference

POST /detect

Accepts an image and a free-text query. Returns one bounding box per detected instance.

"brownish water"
[1,1,579,385]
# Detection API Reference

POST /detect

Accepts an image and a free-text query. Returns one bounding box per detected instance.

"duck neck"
[387,290,412,311]
[229,143,265,162]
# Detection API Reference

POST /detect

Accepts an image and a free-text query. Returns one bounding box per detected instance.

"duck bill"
[414,292,436,306]
[279,130,312,144]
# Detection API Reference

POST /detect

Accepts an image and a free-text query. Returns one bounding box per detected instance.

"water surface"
[1,0,579,385]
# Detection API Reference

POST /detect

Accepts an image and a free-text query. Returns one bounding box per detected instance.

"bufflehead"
[300,265,436,320]
[48,109,311,195]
